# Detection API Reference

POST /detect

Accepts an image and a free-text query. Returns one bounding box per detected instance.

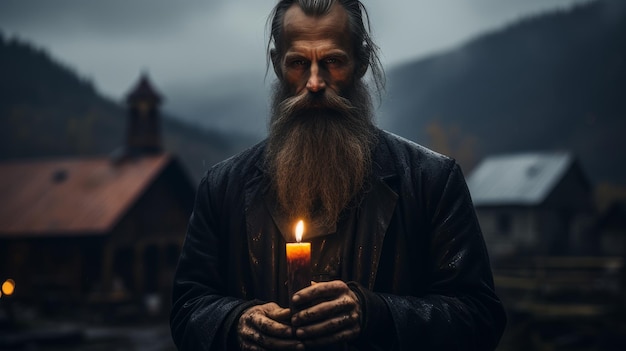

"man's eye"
[325,58,340,65]
[290,60,308,67]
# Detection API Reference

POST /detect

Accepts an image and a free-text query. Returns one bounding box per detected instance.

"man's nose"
[306,63,326,93]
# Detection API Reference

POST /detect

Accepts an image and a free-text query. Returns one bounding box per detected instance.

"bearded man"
[170,1,506,350]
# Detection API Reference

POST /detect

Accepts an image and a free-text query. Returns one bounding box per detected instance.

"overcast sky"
[0,0,591,102]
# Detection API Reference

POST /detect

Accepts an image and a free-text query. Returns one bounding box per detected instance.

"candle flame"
[295,220,304,242]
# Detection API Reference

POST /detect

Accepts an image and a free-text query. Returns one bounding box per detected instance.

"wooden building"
[0,75,195,316]
[467,152,594,259]
[468,154,626,349]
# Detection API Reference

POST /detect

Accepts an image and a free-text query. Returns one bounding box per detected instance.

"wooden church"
[0,74,195,317]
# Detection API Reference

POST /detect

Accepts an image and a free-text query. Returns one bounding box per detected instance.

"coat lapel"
[244,167,284,302]
[351,135,398,289]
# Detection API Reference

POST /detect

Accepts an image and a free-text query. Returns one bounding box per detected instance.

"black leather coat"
[170,129,506,350]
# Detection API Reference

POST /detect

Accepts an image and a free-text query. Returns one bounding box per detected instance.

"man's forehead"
[282,3,351,41]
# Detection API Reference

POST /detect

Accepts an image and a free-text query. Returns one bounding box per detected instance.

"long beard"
[265,80,376,228]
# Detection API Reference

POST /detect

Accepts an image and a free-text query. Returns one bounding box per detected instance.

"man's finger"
[292,280,348,306]
[291,296,354,326]
[301,327,361,348]
[240,328,303,351]
[267,306,291,322]
[295,312,359,339]
[247,312,293,338]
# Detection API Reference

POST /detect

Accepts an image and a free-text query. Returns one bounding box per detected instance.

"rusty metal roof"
[0,154,173,237]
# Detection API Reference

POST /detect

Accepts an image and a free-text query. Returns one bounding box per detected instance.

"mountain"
[380,0,626,186]
[4,0,624,187]
[0,33,257,182]
[163,74,272,138]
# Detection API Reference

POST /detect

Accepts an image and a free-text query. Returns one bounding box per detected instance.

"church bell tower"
[124,73,163,155]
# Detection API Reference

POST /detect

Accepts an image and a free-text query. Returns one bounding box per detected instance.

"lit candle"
[286,220,311,308]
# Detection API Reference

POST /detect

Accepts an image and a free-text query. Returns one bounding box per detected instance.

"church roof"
[125,73,163,105]
[467,152,575,207]
[0,154,174,237]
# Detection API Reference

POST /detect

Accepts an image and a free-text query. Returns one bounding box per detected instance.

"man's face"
[277,3,356,98]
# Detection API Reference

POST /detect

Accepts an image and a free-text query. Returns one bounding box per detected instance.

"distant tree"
[66,109,97,155]
[426,120,479,172]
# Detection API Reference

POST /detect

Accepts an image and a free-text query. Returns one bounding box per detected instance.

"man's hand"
[237,302,303,350]
[290,280,362,348]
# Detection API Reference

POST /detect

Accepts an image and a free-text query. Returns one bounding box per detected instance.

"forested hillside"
[381,0,626,186]
[0,34,256,182]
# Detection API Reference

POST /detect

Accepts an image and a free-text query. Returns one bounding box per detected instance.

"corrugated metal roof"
[467,152,573,207]
[0,154,172,237]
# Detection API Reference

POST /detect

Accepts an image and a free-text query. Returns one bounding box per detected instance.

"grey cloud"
[0,0,592,101]
[0,0,225,37]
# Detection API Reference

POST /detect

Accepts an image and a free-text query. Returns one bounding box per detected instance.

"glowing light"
[295,220,304,242]
[2,279,15,296]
